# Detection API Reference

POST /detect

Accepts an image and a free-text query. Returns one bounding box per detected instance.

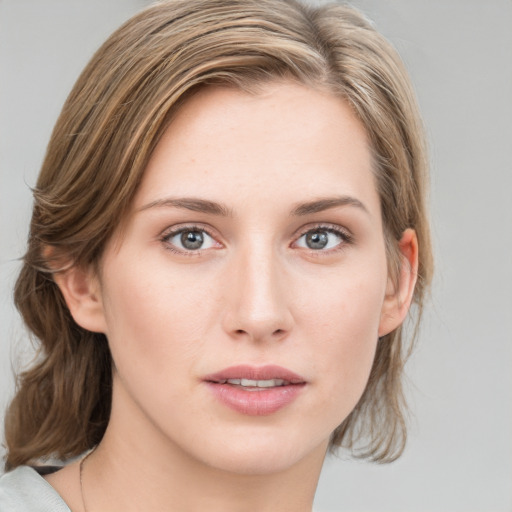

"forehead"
[134,81,379,217]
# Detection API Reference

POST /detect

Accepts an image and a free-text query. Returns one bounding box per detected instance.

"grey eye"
[305,231,328,249]
[181,230,204,250]
[167,229,216,251]
[296,229,344,251]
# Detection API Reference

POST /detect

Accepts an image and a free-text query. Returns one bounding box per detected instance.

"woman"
[1,0,432,510]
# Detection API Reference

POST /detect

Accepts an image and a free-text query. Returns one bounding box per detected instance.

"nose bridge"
[224,236,292,341]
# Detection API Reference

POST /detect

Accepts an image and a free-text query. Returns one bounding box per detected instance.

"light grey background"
[1,1,511,511]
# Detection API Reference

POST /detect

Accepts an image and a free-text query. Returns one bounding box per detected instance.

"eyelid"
[160,223,223,254]
[292,223,354,251]
[159,222,353,255]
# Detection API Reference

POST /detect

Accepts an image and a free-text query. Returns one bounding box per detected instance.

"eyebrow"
[290,196,369,216]
[138,195,368,217]
[138,197,232,216]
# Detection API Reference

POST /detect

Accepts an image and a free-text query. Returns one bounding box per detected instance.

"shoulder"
[0,466,70,512]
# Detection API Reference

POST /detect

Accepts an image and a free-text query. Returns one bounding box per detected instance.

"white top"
[0,466,70,512]
[0,465,320,511]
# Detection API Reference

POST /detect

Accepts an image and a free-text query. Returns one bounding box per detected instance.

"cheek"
[99,254,216,381]
[296,263,387,419]
[298,263,386,349]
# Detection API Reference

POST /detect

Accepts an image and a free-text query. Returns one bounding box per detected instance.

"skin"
[48,81,418,512]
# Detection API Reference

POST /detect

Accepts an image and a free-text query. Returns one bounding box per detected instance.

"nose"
[221,243,294,343]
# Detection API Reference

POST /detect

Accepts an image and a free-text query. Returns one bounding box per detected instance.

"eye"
[294,227,349,251]
[164,228,217,252]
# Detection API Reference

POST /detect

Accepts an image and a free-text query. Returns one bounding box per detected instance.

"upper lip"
[203,365,306,384]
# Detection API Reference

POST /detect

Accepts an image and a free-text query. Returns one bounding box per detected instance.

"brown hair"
[4,0,432,470]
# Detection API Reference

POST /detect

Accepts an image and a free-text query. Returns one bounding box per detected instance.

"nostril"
[273,329,284,336]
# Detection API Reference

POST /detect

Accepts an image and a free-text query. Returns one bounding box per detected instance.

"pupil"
[181,231,203,250]
[306,231,328,249]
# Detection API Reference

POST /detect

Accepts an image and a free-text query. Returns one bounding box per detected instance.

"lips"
[203,365,306,416]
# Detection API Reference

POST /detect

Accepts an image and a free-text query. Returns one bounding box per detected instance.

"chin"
[185,424,330,476]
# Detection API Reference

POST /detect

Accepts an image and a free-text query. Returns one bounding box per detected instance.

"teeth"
[226,378,287,388]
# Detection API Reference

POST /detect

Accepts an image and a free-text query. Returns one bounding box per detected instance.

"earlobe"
[53,264,108,334]
[378,229,419,337]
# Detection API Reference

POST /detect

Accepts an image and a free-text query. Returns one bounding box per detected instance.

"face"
[71,82,409,475]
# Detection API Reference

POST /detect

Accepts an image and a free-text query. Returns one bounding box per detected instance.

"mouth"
[212,378,292,390]
[203,365,306,415]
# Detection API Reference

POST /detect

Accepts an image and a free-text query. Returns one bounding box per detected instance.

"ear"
[53,264,108,334]
[378,228,419,337]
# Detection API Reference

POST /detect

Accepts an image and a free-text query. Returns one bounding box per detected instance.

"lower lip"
[205,382,305,416]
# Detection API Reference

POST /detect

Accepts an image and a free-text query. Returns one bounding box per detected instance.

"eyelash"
[159,223,353,255]
[293,224,354,254]
[160,224,219,256]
